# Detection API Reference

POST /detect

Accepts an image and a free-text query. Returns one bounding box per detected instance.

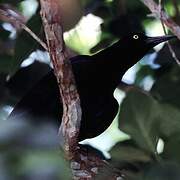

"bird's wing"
[7,71,62,125]
[7,55,93,125]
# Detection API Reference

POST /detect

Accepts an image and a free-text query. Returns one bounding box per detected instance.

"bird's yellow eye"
[133,35,139,39]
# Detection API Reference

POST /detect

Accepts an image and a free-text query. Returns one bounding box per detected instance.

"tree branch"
[39,1,114,179]
[140,0,180,40]
[39,0,81,159]
[158,0,180,65]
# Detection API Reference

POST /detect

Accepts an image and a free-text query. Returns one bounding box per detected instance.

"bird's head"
[120,33,176,60]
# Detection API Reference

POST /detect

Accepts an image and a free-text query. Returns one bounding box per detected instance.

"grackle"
[8,33,175,141]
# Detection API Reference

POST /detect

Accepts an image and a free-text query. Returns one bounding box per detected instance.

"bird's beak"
[146,35,176,46]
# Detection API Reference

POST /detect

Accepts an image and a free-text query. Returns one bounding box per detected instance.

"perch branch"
[39,0,81,159]
[39,1,111,179]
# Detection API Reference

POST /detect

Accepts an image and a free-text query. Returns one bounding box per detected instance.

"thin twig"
[158,0,180,65]
[0,5,48,51]
[21,24,48,51]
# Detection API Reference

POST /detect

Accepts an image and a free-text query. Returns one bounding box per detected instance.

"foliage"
[0,0,180,179]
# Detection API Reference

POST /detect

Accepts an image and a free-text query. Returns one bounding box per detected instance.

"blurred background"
[0,0,180,179]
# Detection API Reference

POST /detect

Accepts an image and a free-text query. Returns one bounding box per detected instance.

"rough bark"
[0,1,124,178]
[39,0,114,179]
[39,0,81,159]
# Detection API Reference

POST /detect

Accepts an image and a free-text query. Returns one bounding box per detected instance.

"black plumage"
[8,33,175,141]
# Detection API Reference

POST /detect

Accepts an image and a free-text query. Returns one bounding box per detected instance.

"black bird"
[8,33,175,141]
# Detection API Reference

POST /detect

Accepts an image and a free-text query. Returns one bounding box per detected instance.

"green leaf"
[151,65,180,108]
[117,87,180,172]
[118,89,180,154]
[110,141,152,163]
[118,90,159,154]
[135,65,154,86]
[158,104,180,138]
[139,162,180,180]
